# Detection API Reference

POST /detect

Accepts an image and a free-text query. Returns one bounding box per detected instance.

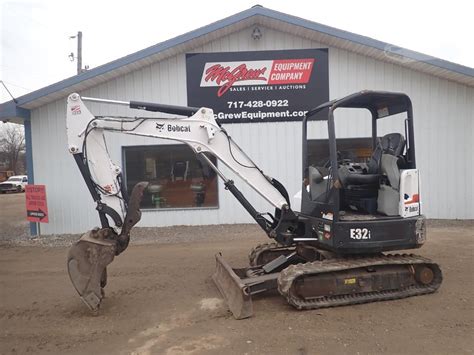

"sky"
[0,0,473,104]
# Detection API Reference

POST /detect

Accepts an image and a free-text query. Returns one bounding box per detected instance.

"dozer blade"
[67,229,117,311]
[212,253,253,319]
[67,182,148,312]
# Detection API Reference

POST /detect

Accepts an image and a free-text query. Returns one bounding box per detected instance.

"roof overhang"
[0,101,30,123]
[1,6,472,120]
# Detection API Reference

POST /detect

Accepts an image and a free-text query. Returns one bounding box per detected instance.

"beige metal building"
[1,6,473,235]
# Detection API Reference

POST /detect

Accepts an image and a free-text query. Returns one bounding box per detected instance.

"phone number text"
[227,100,289,109]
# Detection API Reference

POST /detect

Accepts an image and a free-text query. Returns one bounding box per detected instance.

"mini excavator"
[66,91,442,318]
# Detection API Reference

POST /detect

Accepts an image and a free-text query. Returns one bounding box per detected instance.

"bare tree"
[0,123,25,174]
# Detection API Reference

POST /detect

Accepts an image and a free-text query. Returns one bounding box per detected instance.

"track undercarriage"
[213,242,442,319]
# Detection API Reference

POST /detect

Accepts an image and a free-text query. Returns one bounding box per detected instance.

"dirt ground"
[0,191,29,239]
[0,194,473,355]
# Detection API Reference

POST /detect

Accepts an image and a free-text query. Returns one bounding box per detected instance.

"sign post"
[25,185,49,225]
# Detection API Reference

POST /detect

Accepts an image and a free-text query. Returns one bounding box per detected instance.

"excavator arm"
[65,93,298,311]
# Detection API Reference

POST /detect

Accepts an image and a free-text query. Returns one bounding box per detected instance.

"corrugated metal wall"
[31,26,474,234]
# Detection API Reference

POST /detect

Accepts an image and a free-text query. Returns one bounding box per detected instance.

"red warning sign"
[25,185,49,223]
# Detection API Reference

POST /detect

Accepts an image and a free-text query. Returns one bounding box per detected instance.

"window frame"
[121,144,220,211]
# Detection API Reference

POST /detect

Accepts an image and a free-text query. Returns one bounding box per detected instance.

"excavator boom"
[65,93,297,311]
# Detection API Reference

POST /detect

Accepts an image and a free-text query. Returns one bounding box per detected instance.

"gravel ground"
[0,223,265,248]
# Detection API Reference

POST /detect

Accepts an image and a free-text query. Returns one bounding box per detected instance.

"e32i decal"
[350,228,371,240]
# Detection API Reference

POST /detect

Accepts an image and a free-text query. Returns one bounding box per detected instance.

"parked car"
[0,175,28,193]
[0,170,15,183]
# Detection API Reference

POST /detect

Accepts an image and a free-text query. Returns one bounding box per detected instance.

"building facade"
[1,6,473,235]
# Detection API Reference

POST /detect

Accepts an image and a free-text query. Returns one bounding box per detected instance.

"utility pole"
[77,31,82,75]
[69,31,87,75]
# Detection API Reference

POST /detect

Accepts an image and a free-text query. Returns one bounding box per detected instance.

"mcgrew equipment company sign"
[186,49,329,123]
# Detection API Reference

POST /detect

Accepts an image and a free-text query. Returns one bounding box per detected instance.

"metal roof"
[1,5,473,119]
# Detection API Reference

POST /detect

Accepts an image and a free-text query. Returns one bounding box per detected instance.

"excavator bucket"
[67,182,148,311]
[212,253,253,319]
[67,229,117,311]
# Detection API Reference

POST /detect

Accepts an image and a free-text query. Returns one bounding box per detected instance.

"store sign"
[25,185,49,223]
[186,49,329,123]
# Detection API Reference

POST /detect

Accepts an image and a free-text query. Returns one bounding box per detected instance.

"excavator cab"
[299,91,426,254]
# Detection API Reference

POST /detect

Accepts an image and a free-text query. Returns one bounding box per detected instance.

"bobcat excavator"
[66,91,442,319]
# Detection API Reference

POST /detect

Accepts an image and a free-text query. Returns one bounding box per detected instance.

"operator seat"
[339,133,405,214]
[339,133,405,186]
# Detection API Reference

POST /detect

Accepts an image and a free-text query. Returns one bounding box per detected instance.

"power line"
[1,81,32,91]
[0,81,18,103]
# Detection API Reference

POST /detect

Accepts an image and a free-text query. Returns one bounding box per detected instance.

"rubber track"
[278,254,442,310]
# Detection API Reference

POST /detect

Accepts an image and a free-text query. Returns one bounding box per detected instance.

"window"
[123,145,218,209]
[307,138,373,167]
